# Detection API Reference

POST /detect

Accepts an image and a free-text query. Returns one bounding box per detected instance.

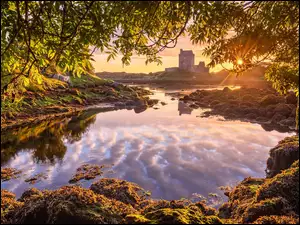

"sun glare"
[237,59,243,65]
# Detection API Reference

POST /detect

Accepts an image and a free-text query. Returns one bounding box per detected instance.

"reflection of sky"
[1,88,294,202]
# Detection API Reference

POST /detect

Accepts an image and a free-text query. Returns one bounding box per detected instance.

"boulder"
[266,136,299,178]
[245,113,258,120]
[285,92,297,105]
[271,113,286,124]
[273,104,293,117]
[279,118,296,127]
[241,94,255,102]
[260,95,284,106]
[223,87,231,92]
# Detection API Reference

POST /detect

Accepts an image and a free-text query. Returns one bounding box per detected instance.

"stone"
[273,104,292,117]
[285,92,297,105]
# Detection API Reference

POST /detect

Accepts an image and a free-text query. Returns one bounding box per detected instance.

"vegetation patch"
[90,178,151,208]
[69,164,104,183]
[24,173,48,184]
[1,168,22,181]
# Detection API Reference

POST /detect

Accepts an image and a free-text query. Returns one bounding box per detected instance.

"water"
[1,85,294,203]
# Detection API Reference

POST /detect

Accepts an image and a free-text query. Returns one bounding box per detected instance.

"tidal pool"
[1,85,294,204]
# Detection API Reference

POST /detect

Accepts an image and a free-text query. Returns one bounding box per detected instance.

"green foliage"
[188,1,299,95]
[1,1,191,97]
[1,1,298,110]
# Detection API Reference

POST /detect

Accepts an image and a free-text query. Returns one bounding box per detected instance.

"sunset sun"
[237,59,243,65]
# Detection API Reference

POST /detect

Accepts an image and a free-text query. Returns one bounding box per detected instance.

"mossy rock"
[256,160,299,214]
[11,186,136,224]
[1,168,22,181]
[241,197,290,223]
[260,95,284,107]
[266,135,299,178]
[90,178,150,208]
[18,188,43,202]
[252,215,299,224]
[1,190,24,224]
[229,177,264,202]
[125,208,223,224]
[241,94,256,102]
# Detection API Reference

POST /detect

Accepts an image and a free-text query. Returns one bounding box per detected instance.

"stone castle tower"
[179,49,195,71]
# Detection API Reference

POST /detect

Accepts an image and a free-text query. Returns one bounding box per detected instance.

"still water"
[1,85,294,202]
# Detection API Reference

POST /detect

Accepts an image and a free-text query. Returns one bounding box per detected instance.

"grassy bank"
[1,74,154,130]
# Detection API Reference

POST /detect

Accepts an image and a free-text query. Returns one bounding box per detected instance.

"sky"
[91,35,232,74]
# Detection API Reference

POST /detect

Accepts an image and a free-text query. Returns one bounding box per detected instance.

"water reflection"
[178,101,193,116]
[1,110,98,164]
[1,87,295,202]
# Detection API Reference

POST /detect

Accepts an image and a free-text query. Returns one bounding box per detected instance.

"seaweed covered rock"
[219,160,299,224]
[125,207,222,224]
[285,92,298,105]
[218,177,264,221]
[69,164,104,183]
[252,215,299,224]
[1,168,22,181]
[1,190,24,224]
[256,160,299,214]
[90,178,150,208]
[19,188,43,202]
[260,95,284,107]
[273,104,293,117]
[11,186,136,224]
[241,197,290,223]
[266,135,299,178]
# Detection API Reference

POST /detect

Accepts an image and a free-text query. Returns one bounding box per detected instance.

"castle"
[165,49,209,73]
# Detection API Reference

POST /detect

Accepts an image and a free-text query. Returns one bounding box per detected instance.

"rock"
[1,168,22,181]
[69,164,104,183]
[135,99,147,106]
[125,100,136,106]
[271,113,286,124]
[290,107,297,117]
[24,173,48,185]
[223,87,231,92]
[19,188,42,202]
[266,136,299,178]
[90,178,150,208]
[245,113,258,120]
[241,94,255,102]
[255,117,269,122]
[183,95,191,101]
[11,186,136,224]
[285,92,297,105]
[189,104,199,109]
[134,105,147,114]
[1,190,24,224]
[171,98,176,101]
[273,104,293,117]
[210,100,221,107]
[147,99,159,107]
[252,215,299,224]
[257,108,267,116]
[279,118,295,127]
[260,95,284,107]
[125,208,222,224]
[160,102,167,106]
[115,102,126,107]
[257,160,299,213]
